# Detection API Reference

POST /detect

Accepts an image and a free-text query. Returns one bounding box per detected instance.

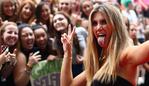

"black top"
[34,39,57,60]
[91,76,133,86]
[0,73,15,86]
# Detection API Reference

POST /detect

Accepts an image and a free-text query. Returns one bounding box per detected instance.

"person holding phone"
[0,21,18,86]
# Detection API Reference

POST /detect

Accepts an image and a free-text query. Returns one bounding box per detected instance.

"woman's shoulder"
[17,51,26,59]
[120,40,149,66]
[119,45,137,66]
[72,71,87,86]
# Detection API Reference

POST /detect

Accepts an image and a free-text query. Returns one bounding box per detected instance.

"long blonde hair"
[84,3,133,85]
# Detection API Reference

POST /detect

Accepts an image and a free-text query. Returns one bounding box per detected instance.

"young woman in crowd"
[80,0,93,29]
[58,0,71,15]
[34,2,54,38]
[14,23,41,86]
[32,24,57,61]
[0,0,17,22]
[60,3,149,86]
[128,23,140,45]
[0,22,18,86]
[52,11,84,77]
[42,0,57,14]
[17,0,36,25]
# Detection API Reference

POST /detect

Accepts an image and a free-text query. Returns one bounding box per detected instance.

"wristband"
[24,68,31,75]
[26,64,32,70]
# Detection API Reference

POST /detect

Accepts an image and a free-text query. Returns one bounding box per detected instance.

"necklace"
[99,56,106,65]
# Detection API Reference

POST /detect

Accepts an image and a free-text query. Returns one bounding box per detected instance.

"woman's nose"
[28,35,33,39]
[97,23,103,30]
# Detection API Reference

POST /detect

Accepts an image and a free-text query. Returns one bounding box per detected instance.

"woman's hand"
[61,25,75,57]
[27,51,41,68]
[8,49,17,65]
[60,25,76,86]
[0,48,17,70]
[0,48,9,65]
[76,55,84,64]
[47,55,57,61]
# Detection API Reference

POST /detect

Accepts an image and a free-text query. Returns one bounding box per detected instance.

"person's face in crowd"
[82,1,93,17]
[92,12,112,48]
[42,0,52,5]
[34,28,48,49]
[129,24,137,39]
[71,0,79,10]
[135,5,142,14]
[53,14,69,31]
[2,24,18,46]
[20,3,33,20]
[2,0,15,17]
[59,0,71,14]
[40,4,50,21]
[20,27,35,50]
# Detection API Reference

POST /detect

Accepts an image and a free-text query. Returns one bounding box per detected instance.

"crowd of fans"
[0,0,149,86]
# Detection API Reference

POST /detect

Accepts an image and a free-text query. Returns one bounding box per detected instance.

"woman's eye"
[92,21,98,26]
[7,31,12,34]
[100,20,107,25]
[15,32,18,35]
[58,18,63,21]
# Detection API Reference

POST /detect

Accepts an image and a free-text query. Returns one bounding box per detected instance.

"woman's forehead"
[92,11,106,20]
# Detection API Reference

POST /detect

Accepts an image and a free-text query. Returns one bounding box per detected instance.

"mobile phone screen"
[0,44,11,82]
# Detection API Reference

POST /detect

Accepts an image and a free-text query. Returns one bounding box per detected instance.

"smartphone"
[0,44,12,82]
[0,44,9,54]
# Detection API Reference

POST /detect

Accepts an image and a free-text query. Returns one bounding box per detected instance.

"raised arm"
[60,25,75,86]
[14,51,41,86]
[126,41,149,66]
[60,25,87,86]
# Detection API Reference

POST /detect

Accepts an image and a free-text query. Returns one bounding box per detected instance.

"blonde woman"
[60,3,149,86]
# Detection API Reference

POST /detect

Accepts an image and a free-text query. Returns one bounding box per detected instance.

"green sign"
[30,59,62,86]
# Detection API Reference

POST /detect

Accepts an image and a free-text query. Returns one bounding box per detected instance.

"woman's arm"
[126,41,149,66]
[60,35,86,86]
[60,25,86,86]
[72,71,87,86]
[14,51,41,86]
[60,26,74,85]
[60,48,73,86]
[14,52,30,86]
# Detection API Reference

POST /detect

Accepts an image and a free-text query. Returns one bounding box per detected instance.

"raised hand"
[8,49,17,65]
[0,48,9,65]
[27,51,41,68]
[61,24,75,57]
[76,55,83,64]
[47,55,57,61]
